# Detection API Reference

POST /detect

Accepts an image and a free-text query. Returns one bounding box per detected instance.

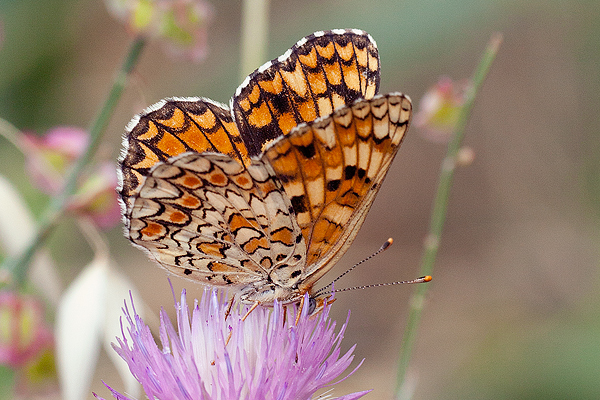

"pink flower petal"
[102,289,369,400]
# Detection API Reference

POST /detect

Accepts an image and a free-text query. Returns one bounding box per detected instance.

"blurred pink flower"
[97,290,370,400]
[105,0,213,62]
[68,162,122,229]
[14,345,59,398]
[19,127,121,229]
[0,291,59,397]
[414,76,469,143]
[20,127,89,194]
[0,291,53,368]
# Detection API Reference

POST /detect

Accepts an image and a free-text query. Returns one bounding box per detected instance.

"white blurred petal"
[56,257,109,400]
[0,175,35,252]
[103,265,142,398]
[0,175,61,304]
[28,252,62,306]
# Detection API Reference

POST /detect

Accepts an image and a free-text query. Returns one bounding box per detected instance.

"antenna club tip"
[422,275,433,282]
[381,238,393,250]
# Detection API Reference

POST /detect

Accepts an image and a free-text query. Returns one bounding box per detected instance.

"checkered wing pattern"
[119,29,412,304]
[124,151,307,288]
[233,29,380,156]
[120,98,250,212]
[262,93,412,291]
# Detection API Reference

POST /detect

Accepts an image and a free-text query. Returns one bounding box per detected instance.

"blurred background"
[0,0,599,399]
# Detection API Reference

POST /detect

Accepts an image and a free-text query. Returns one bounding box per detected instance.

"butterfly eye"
[307,297,317,315]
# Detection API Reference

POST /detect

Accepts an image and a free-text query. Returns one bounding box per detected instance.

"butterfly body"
[118,29,412,305]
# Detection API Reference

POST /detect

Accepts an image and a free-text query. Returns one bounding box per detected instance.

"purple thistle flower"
[97,289,370,400]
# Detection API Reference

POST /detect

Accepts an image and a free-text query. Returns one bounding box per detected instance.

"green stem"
[239,0,270,81]
[1,37,146,288]
[394,33,503,399]
[0,118,23,150]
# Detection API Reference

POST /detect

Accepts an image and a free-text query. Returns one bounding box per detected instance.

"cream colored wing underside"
[126,152,307,288]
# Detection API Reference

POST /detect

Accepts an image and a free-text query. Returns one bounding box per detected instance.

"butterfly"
[118,29,412,308]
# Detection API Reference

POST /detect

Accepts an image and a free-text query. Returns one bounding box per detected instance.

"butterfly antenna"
[332,276,432,294]
[314,238,394,297]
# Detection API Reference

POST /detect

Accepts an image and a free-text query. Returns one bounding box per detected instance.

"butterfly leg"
[225,329,233,346]
[224,296,235,320]
[295,296,306,326]
[241,301,260,321]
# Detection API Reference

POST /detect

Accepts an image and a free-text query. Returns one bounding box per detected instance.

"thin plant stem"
[239,0,270,81]
[0,118,22,150]
[394,33,503,400]
[1,37,146,288]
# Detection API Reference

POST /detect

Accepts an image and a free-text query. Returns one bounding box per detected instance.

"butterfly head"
[305,293,336,316]
[237,280,335,317]
[238,281,302,306]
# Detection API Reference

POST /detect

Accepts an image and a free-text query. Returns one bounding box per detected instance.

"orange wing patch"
[262,93,412,290]
[119,99,250,211]
[232,29,380,156]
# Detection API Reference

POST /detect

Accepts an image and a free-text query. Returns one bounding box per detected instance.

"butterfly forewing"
[232,29,380,156]
[119,98,250,214]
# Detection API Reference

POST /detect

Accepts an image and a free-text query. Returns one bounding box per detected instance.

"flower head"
[414,76,469,142]
[0,291,53,368]
[19,126,121,228]
[98,289,370,400]
[105,0,213,62]
[0,291,59,397]
[20,126,89,194]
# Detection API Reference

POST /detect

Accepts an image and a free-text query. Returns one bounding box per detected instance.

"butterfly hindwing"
[125,152,307,288]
